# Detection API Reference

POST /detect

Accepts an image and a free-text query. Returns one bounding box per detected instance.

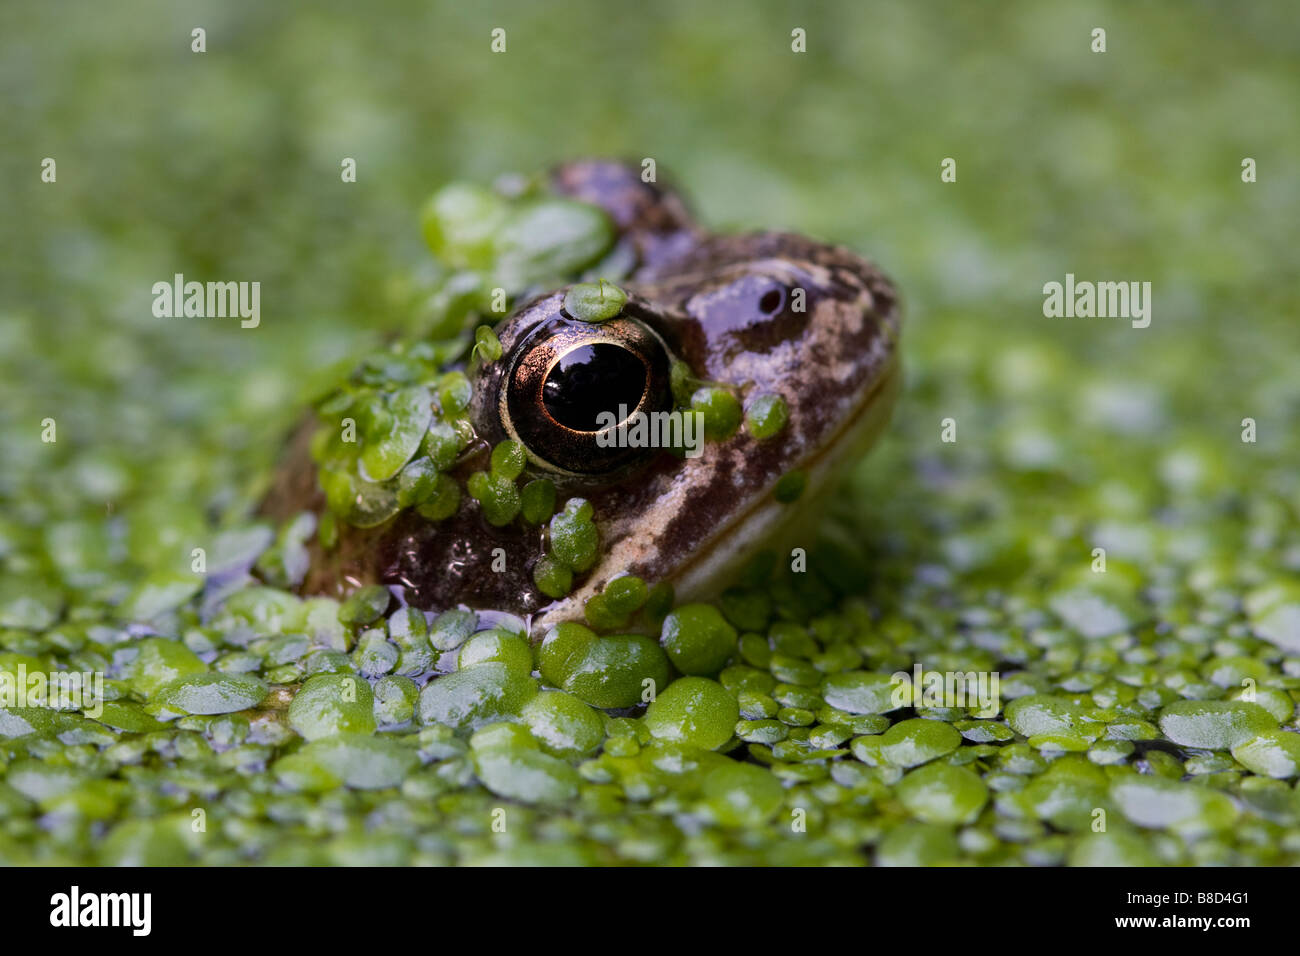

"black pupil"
[542,344,647,431]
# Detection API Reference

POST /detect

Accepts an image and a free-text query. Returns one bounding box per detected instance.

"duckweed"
[286,734,419,790]
[288,674,376,740]
[473,745,582,806]
[1231,730,1300,779]
[821,671,899,715]
[117,572,202,622]
[428,609,477,651]
[563,281,628,323]
[489,440,527,481]
[744,393,789,440]
[467,471,521,526]
[417,662,538,730]
[436,372,473,416]
[1111,777,1239,834]
[490,198,615,294]
[536,622,599,686]
[643,678,739,750]
[520,479,558,525]
[703,761,784,827]
[878,718,963,767]
[339,586,392,627]
[472,325,503,363]
[422,420,464,471]
[583,575,650,631]
[152,674,269,717]
[690,387,743,441]
[895,763,989,825]
[354,630,399,676]
[552,634,670,710]
[877,823,961,867]
[359,386,433,483]
[395,457,440,508]
[660,604,737,676]
[532,554,574,600]
[1157,699,1278,750]
[122,637,206,697]
[372,676,418,726]
[421,181,508,266]
[520,692,605,759]
[457,629,534,673]
[549,498,599,572]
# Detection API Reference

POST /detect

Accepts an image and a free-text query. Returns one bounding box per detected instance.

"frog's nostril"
[759,288,785,315]
[542,344,647,432]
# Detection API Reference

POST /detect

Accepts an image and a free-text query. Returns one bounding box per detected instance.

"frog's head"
[471,215,901,631]
[271,160,900,635]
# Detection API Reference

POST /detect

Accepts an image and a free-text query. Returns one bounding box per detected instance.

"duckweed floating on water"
[288,674,376,740]
[643,678,739,750]
[702,760,784,827]
[122,637,207,697]
[1231,730,1300,779]
[151,674,269,717]
[285,733,419,791]
[520,478,558,525]
[417,662,539,730]
[876,718,963,768]
[1111,776,1239,834]
[660,604,737,676]
[551,633,671,710]
[473,745,582,805]
[467,471,522,526]
[520,691,605,759]
[820,671,900,715]
[7,26,1300,863]
[1157,699,1278,750]
[895,762,989,825]
[372,675,418,727]
[457,629,534,673]
[532,554,574,600]
[338,586,392,627]
[1004,695,1090,739]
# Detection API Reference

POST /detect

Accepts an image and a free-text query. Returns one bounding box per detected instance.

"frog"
[261,160,901,637]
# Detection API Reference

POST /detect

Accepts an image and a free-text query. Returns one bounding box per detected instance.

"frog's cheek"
[686,360,901,589]
[534,355,902,635]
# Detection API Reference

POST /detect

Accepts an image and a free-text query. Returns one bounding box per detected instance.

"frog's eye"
[500,315,673,475]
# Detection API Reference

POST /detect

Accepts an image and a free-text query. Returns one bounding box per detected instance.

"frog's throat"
[530,357,902,635]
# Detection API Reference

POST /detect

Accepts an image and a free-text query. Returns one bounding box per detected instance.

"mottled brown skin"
[262,160,901,634]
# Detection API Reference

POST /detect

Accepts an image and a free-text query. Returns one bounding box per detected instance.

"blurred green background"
[1,0,1297,585]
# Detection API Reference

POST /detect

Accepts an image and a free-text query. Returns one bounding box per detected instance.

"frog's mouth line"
[668,356,903,603]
